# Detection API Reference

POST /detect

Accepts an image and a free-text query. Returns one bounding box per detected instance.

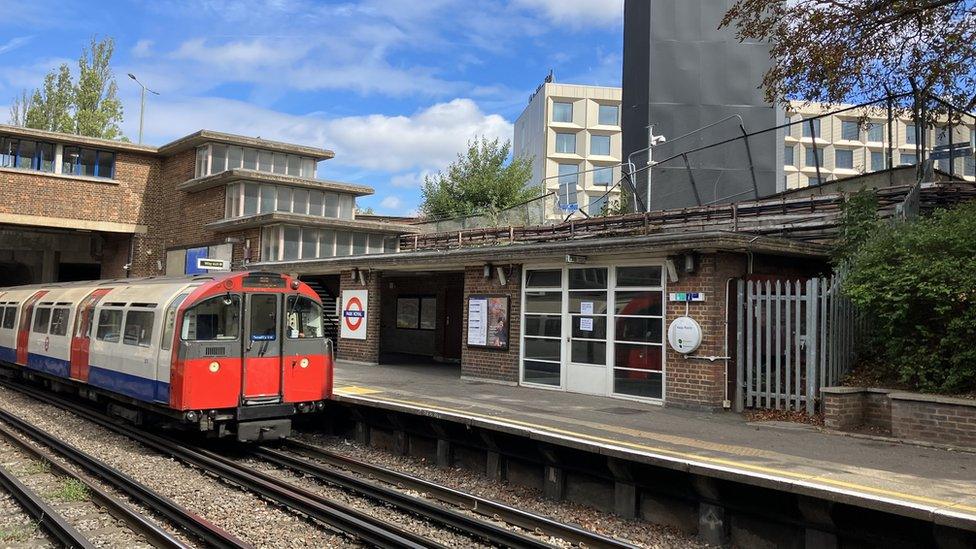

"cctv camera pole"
[647,125,654,212]
[128,73,159,144]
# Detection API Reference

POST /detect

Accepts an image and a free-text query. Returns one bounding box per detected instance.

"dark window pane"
[616,266,661,287]
[301,228,318,259]
[524,291,561,314]
[397,297,419,329]
[259,185,276,214]
[571,315,606,339]
[244,184,259,215]
[526,269,561,288]
[614,343,662,371]
[524,315,561,337]
[95,151,114,178]
[96,309,123,342]
[79,148,96,176]
[50,308,69,336]
[615,317,662,343]
[614,291,662,316]
[571,339,606,365]
[123,310,154,346]
[523,337,560,361]
[16,140,36,169]
[568,267,607,289]
[2,307,16,329]
[249,294,277,339]
[523,360,560,386]
[568,291,607,314]
[283,226,300,260]
[420,297,436,330]
[33,307,51,333]
[37,143,54,172]
[614,369,662,399]
[182,295,240,340]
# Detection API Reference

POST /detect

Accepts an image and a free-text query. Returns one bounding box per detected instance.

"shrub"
[843,201,976,393]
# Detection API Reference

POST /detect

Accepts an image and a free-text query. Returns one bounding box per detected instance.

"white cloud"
[0,36,31,56]
[513,0,623,28]
[131,39,154,58]
[379,195,403,210]
[390,171,435,188]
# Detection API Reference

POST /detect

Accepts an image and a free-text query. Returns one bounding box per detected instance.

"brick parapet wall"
[461,265,521,383]
[336,269,382,364]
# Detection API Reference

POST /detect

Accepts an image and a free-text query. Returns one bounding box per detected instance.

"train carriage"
[0,271,332,441]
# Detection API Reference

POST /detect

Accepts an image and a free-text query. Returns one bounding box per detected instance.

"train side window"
[50,308,70,336]
[96,310,123,343]
[286,296,323,338]
[123,310,155,347]
[3,307,16,330]
[161,293,189,351]
[0,306,6,329]
[32,307,51,333]
[181,295,240,341]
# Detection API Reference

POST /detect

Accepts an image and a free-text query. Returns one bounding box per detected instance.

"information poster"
[467,295,509,350]
[579,317,594,332]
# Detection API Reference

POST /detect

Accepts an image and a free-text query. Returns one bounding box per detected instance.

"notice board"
[466,295,509,350]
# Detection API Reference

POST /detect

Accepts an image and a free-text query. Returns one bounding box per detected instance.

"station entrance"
[378,271,464,367]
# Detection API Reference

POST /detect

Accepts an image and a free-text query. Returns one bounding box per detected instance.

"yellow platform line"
[334,387,976,517]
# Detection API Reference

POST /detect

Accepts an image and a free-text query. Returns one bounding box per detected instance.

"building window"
[835,149,854,169]
[598,104,619,126]
[587,193,608,215]
[590,135,611,156]
[906,124,917,145]
[211,144,228,173]
[196,146,208,177]
[807,175,824,187]
[804,147,823,167]
[557,164,579,210]
[243,147,258,170]
[802,118,821,138]
[964,155,975,177]
[870,151,886,171]
[899,152,917,166]
[282,225,301,260]
[555,133,576,154]
[62,146,115,178]
[592,167,613,186]
[522,269,563,386]
[396,296,436,330]
[784,145,795,166]
[195,143,318,178]
[552,101,573,123]
[867,123,883,142]
[0,138,55,173]
[841,120,860,141]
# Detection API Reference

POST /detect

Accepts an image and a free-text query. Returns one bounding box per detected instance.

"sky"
[0,0,623,215]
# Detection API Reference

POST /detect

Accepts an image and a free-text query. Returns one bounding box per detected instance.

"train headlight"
[209,361,220,373]
[299,357,309,368]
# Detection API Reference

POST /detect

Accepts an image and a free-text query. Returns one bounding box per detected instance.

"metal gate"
[735,275,863,413]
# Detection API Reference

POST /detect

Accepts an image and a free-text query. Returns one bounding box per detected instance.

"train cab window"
[2,307,16,330]
[161,293,189,351]
[250,294,278,340]
[96,310,123,343]
[123,310,155,347]
[181,295,240,341]
[32,307,51,333]
[50,308,70,336]
[286,296,323,338]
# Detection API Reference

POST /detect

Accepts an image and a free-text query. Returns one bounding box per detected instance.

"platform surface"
[333,360,976,530]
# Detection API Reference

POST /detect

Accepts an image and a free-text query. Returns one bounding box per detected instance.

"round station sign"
[667,316,702,354]
[340,290,369,340]
[344,296,364,331]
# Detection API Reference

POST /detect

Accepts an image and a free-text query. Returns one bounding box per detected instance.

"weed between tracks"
[48,478,88,502]
[0,521,39,542]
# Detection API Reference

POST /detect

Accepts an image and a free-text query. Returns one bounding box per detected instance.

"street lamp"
[128,73,159,144]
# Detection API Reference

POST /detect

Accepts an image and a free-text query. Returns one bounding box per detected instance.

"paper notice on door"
[580,301,594,315]
[579,317,594,331]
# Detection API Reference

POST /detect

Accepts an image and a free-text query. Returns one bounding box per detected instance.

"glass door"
[611,266,665,399]
[521,269,563,387]
[566,267,609,395]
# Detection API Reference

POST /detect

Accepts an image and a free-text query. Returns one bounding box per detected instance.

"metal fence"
[735,274,865,414]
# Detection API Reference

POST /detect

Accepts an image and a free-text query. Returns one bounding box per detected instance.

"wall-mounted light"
[665,259,678,283]
[683,253,697,274]
[496,266,507,286]
[483,263,493,279]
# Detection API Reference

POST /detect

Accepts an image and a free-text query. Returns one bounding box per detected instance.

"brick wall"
[461,265,521,383]
[822,387,870,431]
[336,269,382,364]
[891,394,976,448]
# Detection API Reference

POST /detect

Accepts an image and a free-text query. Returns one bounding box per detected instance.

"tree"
[420,137,537,219]
[721,1,976,117]
[9,36,124,139]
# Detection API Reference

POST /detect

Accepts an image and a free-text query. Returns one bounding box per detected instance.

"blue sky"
[0,0,623,214]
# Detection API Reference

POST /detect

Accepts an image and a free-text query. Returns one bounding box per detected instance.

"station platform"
[332,360,976,532]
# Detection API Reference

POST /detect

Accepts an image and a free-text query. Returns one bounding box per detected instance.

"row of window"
[225,182,356,220]
[785,146,925,171]
[395,296,436,330]
[260,225,397,262]
[554,133,613,156]
[195,143,317,179]
[795,118,975,148]
[552,101,620,126]
[0,137,116,179]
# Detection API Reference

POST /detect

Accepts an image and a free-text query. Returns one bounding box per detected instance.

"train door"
[242,293,282,402]
[153,292,189,403]
[70,288,111,380]
[16,291,47,365]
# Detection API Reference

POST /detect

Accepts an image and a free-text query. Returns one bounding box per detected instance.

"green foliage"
[599,191,631,217]
[832,190,880,265]
[420,137,536,219]
[49,478,88,502]
[10,36,124,140]
[844,202,976,393]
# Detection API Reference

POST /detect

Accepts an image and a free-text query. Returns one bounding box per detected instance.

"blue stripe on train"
[26,353,70,378]
[87,366,170,405]
[0,346,16,363]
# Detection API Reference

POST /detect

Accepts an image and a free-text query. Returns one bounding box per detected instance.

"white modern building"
[514,79,623,217]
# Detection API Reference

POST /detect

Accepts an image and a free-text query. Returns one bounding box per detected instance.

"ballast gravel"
[296,432,708,549]
[0,388,353,548]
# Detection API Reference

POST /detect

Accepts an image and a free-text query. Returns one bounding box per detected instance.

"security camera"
[122,263,132,271]
[651,135,667,146]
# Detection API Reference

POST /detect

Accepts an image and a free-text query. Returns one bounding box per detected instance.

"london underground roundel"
[340,290,368,340]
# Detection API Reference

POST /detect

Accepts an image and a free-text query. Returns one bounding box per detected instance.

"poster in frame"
[466,294,510,350]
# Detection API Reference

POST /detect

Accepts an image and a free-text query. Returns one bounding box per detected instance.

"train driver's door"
[70,288,111,380]
[242,293,283,403]
[16,291,47,365]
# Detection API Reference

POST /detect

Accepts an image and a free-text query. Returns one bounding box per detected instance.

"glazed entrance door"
[565,267,609,395]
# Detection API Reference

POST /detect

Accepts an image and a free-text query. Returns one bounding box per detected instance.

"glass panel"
[841,120,859,141]
[94,151,114,178]
[835,149,854,169]
[287,155,301,175]
[211,144,227,172]
[227,146,243,169]
[367,234,384,254]
[906,124,917,144]
[335,232,351,256]
[784,146,794,166]
[276,187,292,212]
[324,192,339,217]
[590,135,611,155]
[301,228,318,259]
[339,195,354,219]
[616,266,662,287]
[249,294,277,340]
[871,151,885,171]
[525,269,561,288]
[161,294,189,350]
[308,190,324,216]
[571,315,607,339]
[615,317,662,343]
[900,153,917,166]
[523,360,560,386]
[523,315,561,337]
[524,291,561,314]
[243,147,258,170]
[1,138,17,167]
[16,140,36,169]
[2,307,15,330]
[555,133,576,154]
[79,147,96,176]
[352,232,367,255]
[283,226,300,260]
[301,157,315,178]
[319,230,335,257]
[593,167,613,186]
[62,146,79,174]
[292,188,309,215]
[259,185,276,213]
[523,337,561,361]
[867,123,884,142]
[614,369,662,399]
[568,291,607,314]
[123,310,154,347]
[571,340,605,365]
[614,343,662,371]
[37,143,54,172]
[552,102,572,123]
[598,104,618,126]
[272,152,287,174]
[802,118,821,138]
[181,295,241,340]
[243,183,259,215]
[286,296,323,338]
[258,150,273,172]
[50,308,69,336]
[568,267,607,289]
[420,297,436,330]
[95,309,121,341]
[805,147,823,167]
[33,307,51,332]
[397,297,419,328]
[196,146,209,176]
[614,290,663,316]
[383,236,398,253]
[261,226,280,262]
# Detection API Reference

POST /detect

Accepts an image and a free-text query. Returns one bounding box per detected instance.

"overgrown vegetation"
[841,198,976,394]
[49,478,89,502]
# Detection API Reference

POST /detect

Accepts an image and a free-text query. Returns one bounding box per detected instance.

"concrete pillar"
[486,450,505,482]
[436,439,452,469]
[698,502,729,546]
[543,464,565,500]
[614,481,637,519]
[798,496,837,549]
[354,421,369,445]
[806,529,839,549]
[41,250,57,283]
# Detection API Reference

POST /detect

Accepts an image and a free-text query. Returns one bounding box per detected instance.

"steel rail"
[0,421,190,549]
[254,445,562,549]
[0,380,438,549]
[0,460,94,549]
[0,399,249,549]
[282,439,641,549]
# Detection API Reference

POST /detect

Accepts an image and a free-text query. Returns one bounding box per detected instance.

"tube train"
[0,271,332,441]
